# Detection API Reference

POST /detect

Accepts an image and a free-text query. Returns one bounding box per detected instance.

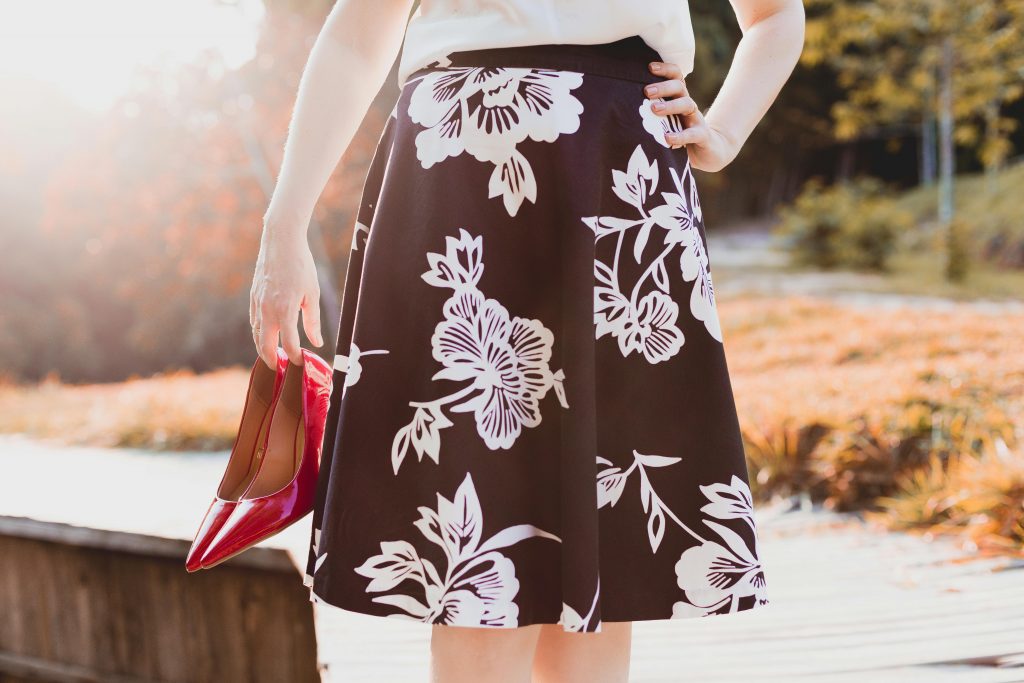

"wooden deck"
[312,502,1024,682]
[1,434,1022,682]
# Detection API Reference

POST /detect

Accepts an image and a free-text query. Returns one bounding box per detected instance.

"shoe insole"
[245,362,306,499]
[219,361,276,500]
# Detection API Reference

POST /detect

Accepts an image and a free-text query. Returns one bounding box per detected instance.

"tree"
[803,0,1024,224]
[30,2,396,382]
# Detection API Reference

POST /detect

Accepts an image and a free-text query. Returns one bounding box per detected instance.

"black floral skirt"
[304,35,770,633]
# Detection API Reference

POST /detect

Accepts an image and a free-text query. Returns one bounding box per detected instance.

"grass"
[897,160,1024,231]
[0,367,251,451]
[877,251,1024,300]
[721,292,1023,554]
[752,158,1024,301]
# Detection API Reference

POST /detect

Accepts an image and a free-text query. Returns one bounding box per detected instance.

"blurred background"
[1,1,1022,682]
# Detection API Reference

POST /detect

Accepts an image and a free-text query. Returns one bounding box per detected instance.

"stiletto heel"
[185,348,289,572]
[199,348,333,569]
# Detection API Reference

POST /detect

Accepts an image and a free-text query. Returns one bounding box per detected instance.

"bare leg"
[531,621,632,683]
[429,624,542,683]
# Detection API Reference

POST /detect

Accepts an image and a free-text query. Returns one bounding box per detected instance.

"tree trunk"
[937,36,955,225]
[836,143,856,182]
[920,111,937,187]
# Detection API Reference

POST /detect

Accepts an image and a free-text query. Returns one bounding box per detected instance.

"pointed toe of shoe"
[185,546,205,573]
[185,499,237,572]
[199,499,286,568]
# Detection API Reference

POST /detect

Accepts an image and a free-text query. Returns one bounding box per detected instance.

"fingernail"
[645,84,657,96]
[650,62,662,72]
[652,101,665,112]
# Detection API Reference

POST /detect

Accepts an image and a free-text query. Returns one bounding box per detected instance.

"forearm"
[263,0,413,237]
[704,0,805,164]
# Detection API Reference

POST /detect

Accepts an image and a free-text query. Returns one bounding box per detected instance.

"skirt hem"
[304,576,771,634]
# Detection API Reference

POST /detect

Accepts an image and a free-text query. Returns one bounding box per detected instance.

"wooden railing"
[0,515,320,683]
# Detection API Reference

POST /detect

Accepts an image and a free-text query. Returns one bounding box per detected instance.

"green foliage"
[895,159,1024,270]
[803,0,1024,169]
[774,177,913,270]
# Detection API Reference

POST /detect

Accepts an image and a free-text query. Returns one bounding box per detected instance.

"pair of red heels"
[186,347,332,571]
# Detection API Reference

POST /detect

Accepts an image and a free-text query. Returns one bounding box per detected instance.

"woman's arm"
[644,0,805,172]
[252,0,414,368]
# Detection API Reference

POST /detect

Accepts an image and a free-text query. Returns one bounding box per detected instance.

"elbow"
[740,0,806,36]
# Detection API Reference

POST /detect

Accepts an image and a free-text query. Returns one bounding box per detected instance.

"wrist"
[708,121,742,165]
[263,206,311,240]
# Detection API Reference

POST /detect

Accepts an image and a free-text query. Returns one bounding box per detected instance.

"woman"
[250,0,805,680]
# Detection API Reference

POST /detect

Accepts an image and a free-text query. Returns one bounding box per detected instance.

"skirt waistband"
[407,35,665,85]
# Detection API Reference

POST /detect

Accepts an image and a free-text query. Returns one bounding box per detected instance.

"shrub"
[743,417,832,502]
[809,396,1018,511]
[871,437,1024,554]
[774,177,913,271]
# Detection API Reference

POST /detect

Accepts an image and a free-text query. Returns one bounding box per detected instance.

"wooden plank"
[0,527,321,683]
[0,515,293,573]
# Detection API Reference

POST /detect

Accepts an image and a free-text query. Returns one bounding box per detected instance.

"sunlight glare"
[0,0,265,112]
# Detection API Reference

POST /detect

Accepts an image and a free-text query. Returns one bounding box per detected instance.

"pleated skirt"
[304,35,770,633]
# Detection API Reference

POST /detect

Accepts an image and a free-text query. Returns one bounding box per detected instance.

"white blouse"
[396,0,696,88]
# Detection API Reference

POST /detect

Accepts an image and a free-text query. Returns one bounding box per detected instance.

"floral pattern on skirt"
[304,36,769,633]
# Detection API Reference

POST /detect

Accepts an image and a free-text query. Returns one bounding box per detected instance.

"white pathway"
[708,228,1024,315]
[1,434,1022,683]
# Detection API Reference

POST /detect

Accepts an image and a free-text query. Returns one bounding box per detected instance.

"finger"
[644,78,685,101]
[257,300,282,369]
[251,303,265,358]
[667,125,710,148]
[301,290,324,347]
[649,60,684,82]
[279,303,304,365]
[258,321,280,372]
[650,95,699,119]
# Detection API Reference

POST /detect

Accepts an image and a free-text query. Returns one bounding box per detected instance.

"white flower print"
[351,220,370,251]
[331,221,389,398]
[595,451,768,617]
[700,474,756,522]
[596,450,685,552]
[673,519,767,617]
[557,579,602,633]
[334,342,390,397]
[671,475,768,615]
[581,144,722,364]
[648,166,720,342]
[638,96,686,148]
[304,526,328,588]
[354,473,561,627]
[391,403,453,468]
[391,228,569,473]
[407,67,584,217]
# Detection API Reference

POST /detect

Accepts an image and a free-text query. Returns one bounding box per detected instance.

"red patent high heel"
[199,347,333,569]
[185,348,289,572]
